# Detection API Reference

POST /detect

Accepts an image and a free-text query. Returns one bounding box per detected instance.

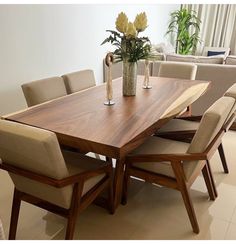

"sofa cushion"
[166,53,224,64]
[225,55,236,65]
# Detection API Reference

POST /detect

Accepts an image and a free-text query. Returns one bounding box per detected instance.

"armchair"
[0,120,113,240]
[157,83,236,173]
[123,96,235,234]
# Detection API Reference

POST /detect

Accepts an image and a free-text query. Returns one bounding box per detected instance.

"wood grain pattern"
[6,76,209,158]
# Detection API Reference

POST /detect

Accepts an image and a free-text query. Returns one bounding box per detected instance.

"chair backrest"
[62,69,96,94]
[158,62,197,80]
[0,120,73,209]
[21,77,67,107]
[188,96,235,154]
[183,96,235,179]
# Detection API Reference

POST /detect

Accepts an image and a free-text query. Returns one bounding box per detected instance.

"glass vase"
[122,61,137,96]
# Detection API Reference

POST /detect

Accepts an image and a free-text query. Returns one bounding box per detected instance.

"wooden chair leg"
[202,164,216,200]
[121,164,130,205]
[206,160,218,198]
[179,184,199,233]
[65,183,83,240]
[171,162,199,234]
[218,143,229,173]
[65,214,78,240]
[9,188,21,240]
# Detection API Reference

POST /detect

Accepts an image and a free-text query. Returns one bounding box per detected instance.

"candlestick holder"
[143,59,152,89]
[104,52,115,106]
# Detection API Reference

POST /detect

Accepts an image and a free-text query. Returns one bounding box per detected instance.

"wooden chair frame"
[156,113,236,174]
[0,161,114,240]
[122,116,235,234]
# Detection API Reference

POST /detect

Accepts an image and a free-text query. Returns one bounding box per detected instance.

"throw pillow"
[207,51,225,56]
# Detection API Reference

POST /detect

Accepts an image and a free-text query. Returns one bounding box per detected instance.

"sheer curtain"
[182,4,236,54]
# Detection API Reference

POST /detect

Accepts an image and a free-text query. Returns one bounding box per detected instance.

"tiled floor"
[1,131,236,240]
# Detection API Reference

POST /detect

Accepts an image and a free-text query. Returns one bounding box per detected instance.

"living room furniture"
[122,96,235,234]
[3,76,209,210]
[158,62,197,80]
[104,58,236,121]
[21,77,67,107]
[62,69,96,94]
[153,62,236,116]
[157,83,236,174]
[0,120,113,240]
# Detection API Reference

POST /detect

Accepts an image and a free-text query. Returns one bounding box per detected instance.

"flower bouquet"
[102,12,156,96]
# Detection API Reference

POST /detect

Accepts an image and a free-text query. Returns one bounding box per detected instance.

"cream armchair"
[0,120,113,240]
[123,96,235,234]
[157,83,236,174]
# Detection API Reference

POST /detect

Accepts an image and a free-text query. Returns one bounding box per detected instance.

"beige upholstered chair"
[123,96,235,234]
[158,62,197,116]
[21,77,67,107]
[62,69,96,94]
[158,83,236,173]
[0,120,113,240]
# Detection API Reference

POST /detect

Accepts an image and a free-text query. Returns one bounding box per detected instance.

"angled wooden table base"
[4,76,210,210]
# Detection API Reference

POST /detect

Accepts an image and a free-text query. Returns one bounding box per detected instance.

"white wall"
[0,4,179,115]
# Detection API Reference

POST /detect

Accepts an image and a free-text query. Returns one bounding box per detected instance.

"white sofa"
[104,59,236,115]
[152,61,236,115]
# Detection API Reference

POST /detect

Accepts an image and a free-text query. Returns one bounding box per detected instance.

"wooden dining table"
[4,76,210,210]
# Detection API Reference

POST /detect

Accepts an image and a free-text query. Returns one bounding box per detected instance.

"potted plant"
[102,12,155,96]
[166,8,201,55]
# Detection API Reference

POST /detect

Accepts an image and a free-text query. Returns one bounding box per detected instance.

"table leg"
[113,157,126,210]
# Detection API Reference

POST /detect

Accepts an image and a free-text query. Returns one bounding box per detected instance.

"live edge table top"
[5,76,210,159]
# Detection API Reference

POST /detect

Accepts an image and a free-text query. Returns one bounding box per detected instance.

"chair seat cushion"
[131,137,190,178]
[11,151,107,209]
[158,119,199,133]
[62,150,106,196]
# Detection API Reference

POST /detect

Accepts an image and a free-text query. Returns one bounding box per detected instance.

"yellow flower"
[125,22,137,38]
[115,12,128,33]
[134,12,148,32]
